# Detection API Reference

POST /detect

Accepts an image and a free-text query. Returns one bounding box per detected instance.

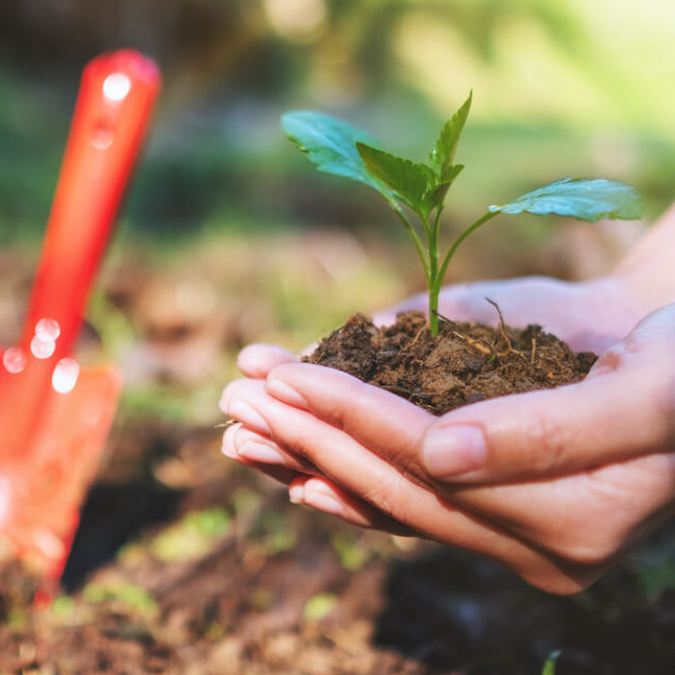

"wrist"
[610,204,675,314]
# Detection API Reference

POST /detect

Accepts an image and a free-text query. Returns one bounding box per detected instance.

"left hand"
[220,305,675,595]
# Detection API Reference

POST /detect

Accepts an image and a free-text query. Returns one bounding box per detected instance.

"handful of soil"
[305,311,597,416]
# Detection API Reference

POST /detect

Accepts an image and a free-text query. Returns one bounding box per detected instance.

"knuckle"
[361,475,414,526]
[589,344,626,377]
[521,411,569,473]
[314,373,364,432]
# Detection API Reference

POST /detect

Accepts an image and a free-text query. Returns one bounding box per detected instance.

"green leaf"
[542,650,561,675]
[491,178,642,223]
[424,164,465,212]
[303,593,338,621]
[357,142,433,213]
[281,110,394,201]
[429,92,472,177]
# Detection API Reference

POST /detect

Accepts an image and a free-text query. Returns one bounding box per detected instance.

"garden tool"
[0,49,161,585]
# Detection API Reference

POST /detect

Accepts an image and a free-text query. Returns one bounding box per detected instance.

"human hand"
[375,274,646,354]
[220,304,675,594]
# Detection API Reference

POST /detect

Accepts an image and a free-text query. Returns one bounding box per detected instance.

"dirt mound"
[306,311,596,415]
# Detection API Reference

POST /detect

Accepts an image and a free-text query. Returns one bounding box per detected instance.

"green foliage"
[258,511,297,554]
[51,595,76,618]
[492,178,642,222]
[283,95,641,335]
[331,531,372,571]
[637,562,675,596]
[281,111,393,200]
[83,581,158,614]
[429,92,472,177]
[542,650,562,675]
[303,592,338,621]
[150,508,231,562]
[356,143,433,214]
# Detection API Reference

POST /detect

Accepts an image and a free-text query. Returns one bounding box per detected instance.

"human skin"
[220,204,675,595]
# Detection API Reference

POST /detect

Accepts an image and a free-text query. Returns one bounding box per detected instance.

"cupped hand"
[221,300,675,595]
[375,274,647,354]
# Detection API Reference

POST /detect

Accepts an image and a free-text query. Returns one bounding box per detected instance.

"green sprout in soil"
[282,94,642,336]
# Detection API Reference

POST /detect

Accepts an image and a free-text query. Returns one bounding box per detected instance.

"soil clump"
[306,310,597,415]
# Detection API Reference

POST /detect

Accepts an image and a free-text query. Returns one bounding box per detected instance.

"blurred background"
[2,3,675,673]
[0,0,673,422]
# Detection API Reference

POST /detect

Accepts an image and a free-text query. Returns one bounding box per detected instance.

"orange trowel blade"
[0,366,122,580]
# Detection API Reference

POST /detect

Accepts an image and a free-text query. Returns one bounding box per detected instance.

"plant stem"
[428,210,500,336]
[426,208,443,335]
[420,214,439,335]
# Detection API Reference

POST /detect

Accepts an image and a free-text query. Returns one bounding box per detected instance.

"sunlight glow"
[30,336,56,360]
[35,318,60,342]
[2,348,26,374]
[103,73,131,102]
[263,0,326,42]
[51,358,80,394]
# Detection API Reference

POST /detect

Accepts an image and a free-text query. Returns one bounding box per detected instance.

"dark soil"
[1,420,675,675]
[306,311,597,415]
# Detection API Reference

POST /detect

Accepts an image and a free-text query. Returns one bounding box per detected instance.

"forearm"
[613,203,675,312]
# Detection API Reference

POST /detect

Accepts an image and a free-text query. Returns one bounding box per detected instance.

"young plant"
[282,94,642,336]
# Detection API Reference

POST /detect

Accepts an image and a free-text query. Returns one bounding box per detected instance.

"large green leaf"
[429,92,472,177]
[490,178,642,222]
[281,111,394,201]
[356,143,433,213]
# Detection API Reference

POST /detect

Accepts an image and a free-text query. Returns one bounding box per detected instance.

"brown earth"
[1,233,673,675]
[306,310,597,415]
[1,420,675,675]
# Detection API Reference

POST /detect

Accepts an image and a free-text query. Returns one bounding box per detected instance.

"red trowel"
[0,50,161,587]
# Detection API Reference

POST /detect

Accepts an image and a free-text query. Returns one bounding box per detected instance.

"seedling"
[282,94,641,336]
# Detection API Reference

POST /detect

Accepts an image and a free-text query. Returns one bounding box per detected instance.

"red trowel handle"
[22,50,161,359]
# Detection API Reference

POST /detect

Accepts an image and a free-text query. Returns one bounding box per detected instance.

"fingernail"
[237,440,285,465]
[228,401,270,435]
[304,486,344,516]
[222,437,237,459]
[289,484,305,504]
[266,378,308,409]
[219,387,232,414]
[422,425,487,478]
[221,425,242,459]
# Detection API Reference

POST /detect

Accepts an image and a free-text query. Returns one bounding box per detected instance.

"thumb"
[419,304,675,484]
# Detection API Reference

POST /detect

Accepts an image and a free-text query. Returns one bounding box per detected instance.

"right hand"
[374,274,647,354]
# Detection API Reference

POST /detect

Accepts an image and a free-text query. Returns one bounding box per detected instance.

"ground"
[0,224,673,674]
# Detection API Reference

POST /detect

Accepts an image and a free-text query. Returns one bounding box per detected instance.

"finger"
[223,382,592,593]
[264,362,434,481]
[236,344,298,379]
[288,475,417,536]
[418,304,675,484]
[220,377,270,418]
[229,425,318,475]
[222,423,301,486]
[445,451,675,567]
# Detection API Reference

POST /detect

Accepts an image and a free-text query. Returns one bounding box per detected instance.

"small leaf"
[303,593,338,621]
[357,143,433,213]
[424,164,465,212]
[542,650,561,675]
[491,178,642,223]
[281,110,395,202]
[429,92,472,177]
